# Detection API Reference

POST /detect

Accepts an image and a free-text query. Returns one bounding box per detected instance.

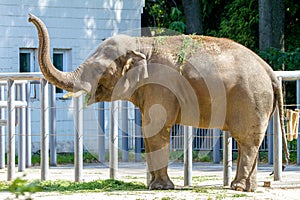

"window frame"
[19,48,38,98]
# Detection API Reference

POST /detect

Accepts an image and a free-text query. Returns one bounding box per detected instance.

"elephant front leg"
[140,95,179,190]
[144,134,174,190]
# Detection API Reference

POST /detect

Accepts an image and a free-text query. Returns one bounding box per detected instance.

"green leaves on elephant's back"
[151,35,203,75]
[152,36,167,53]
[176,35,202,74]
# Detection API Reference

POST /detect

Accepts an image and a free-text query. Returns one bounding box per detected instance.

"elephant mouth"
[84,93,92,107]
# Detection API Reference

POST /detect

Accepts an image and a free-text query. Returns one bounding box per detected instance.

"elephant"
[28,14,289,192]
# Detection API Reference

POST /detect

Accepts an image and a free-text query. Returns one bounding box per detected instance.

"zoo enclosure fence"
[0,71,299,182]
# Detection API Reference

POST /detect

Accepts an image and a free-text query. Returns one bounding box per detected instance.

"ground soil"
[0,162,300,200]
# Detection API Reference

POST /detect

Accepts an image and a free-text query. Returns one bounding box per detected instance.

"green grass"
[123,176,143,180]
[172,175,220,182]
[192,185,251,199]
[31,152,99,165]
[0,181,10,191]
[169,150,213,162]
[0,175,41,199]
[39,179,146,193]
[0,178,146,194]
[232,193,248,198]
[193,186,230,199]
[192,175,220,182]
[193,186,225,193]
[0,176,254,199]
[160,197,173,200]
[0,178,146,200]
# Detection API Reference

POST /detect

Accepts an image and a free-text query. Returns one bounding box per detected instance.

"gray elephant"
[28,14,289,192]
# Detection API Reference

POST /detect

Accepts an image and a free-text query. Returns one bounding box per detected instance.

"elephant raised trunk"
[28,14,86,93]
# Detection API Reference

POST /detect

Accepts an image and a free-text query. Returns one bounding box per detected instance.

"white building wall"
[0,0,144,153]
[0,0,143,71]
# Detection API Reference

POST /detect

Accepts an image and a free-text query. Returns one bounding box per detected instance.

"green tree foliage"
[218,0,258,50]
[260,0,300,71]
[143,0,300,71]
[201,0,259,50]
[260,48,300,71]
[201,0,225,32]
[144,0,186,33]
[285,0,300,52]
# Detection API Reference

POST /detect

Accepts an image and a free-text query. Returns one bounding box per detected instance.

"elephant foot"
[231,180,256,192]
[148,177,174,190]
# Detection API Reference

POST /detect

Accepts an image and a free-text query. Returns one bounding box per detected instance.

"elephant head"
[28,14,148,105]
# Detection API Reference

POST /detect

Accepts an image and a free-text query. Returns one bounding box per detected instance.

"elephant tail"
[275,80,290,165]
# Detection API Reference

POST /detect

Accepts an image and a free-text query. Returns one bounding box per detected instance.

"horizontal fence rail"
[275,71,300,81]
[0,72,43,81]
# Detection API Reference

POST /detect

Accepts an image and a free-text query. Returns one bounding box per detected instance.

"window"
[53,53,64,93]
[19,48,38,98]
[20,53,31,72]
[53,49,71,96]
[19,49,36,72]
[19,48,71,98]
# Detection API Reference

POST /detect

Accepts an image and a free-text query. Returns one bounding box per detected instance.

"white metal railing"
[273,71,300,181]
[0,73,53,181]
[275,71,300,80]
[0,72,43,81]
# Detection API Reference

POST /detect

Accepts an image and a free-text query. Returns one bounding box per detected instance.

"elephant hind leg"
[231,132,264,192]
[231,144,259,192]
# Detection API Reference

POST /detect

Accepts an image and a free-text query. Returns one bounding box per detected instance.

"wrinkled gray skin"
[29,14,289,192]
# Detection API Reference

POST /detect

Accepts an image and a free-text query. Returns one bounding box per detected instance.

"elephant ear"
[122,50,148,81]
[113,50,148,99]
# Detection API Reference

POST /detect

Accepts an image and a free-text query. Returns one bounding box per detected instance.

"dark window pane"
[19,53,30,72]
[53,53,64,93]
[53,53,63,71]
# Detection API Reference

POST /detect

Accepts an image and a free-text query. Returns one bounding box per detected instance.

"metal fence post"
[298,133,300,165]
[74,96,83,182]
[184,126,193,186]
[213,129,220,163]
[25,82,31,168]
[18,83,26,172]
[49,84,57,166]
[110,101,118,179]
[40,78,49,181]
[7,79,15,181]
[297,80,300,165]
[135,107,142,162]
[122,101,128,162]
[98,102,105,162]
[0,85,5,169]
[223,131,232,186]
[273,77,282,181]
[267,118,274,164]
